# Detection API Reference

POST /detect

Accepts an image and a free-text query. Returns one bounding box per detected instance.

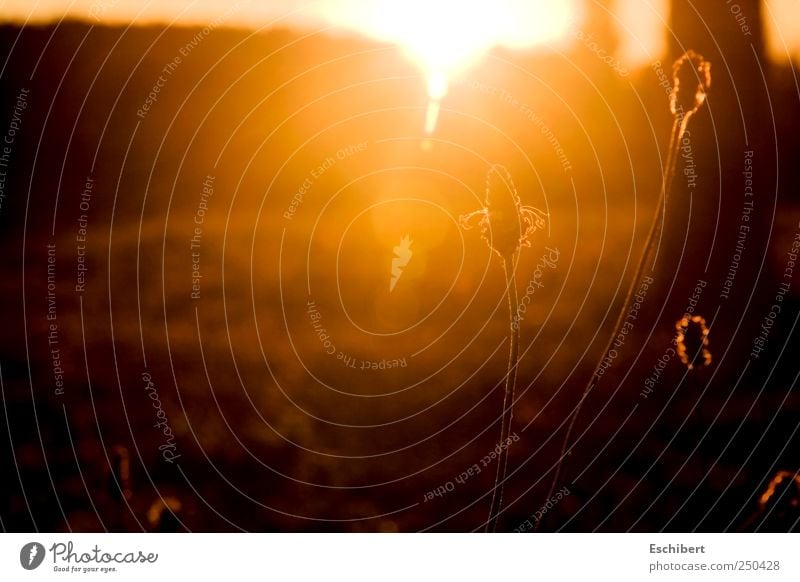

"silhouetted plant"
[460,164,547,532]
[538,50,711,531]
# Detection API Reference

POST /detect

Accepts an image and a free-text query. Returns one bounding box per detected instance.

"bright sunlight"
[1,0,576,132]
[318,0,577,132]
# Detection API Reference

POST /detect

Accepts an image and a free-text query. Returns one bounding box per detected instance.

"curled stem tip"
[670,50,711,119]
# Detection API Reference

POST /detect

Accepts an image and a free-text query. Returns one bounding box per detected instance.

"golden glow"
[0,0,575,132]
[319,0,575,79]
[3,0,798,71]
[0,0,575,75]
[320,0,575,131]
[0,0,576,136]
[764,0,800,62]
[614,0,669,70]
[0,0,573,132]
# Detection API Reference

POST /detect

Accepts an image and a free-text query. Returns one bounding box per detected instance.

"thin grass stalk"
[486,256,520,532]
[460,163,548,532]
[536,113,687,532]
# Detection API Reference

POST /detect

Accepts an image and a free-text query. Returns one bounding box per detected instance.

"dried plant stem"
[537,115,687,532]
[487,255,520,532]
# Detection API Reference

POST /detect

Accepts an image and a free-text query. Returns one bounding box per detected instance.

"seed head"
[459,164,547,260]
[675,314,711,370]
[670,50,711,118]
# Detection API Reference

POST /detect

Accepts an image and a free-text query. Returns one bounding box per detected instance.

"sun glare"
[0,0,577,133]
[317,0,577,132]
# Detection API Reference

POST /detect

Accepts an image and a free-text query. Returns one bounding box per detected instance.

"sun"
[317,0,577,133]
